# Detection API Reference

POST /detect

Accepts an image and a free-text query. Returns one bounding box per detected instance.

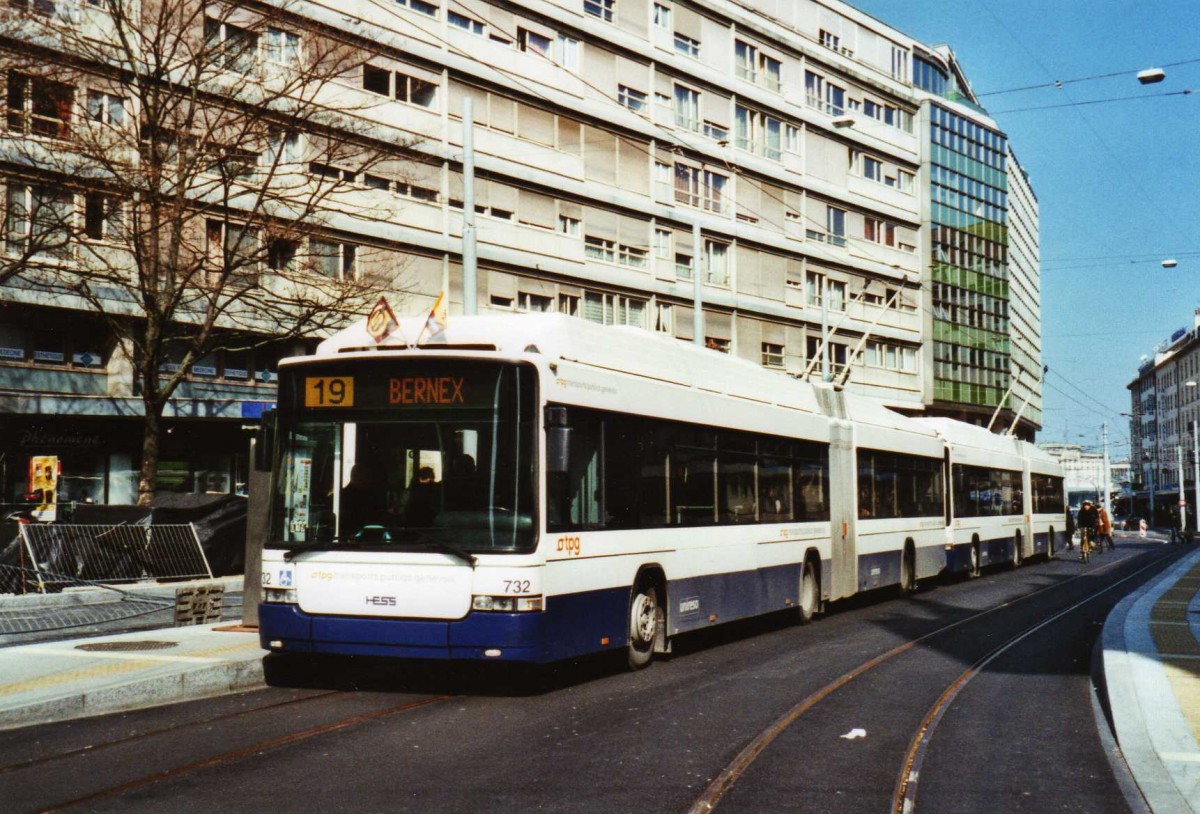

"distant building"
[1127,309,1200,526]
[1038,442,1109,508]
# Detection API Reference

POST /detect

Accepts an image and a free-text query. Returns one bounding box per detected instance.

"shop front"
[1,415,256,509]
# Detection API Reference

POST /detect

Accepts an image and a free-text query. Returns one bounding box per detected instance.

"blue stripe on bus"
[944,534,1034,573]
[260,564,813,663]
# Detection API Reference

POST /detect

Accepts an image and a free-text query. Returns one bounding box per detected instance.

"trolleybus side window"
[1031,474,1065,514]
[856,449,944,519]
[952,464,1022,518]
[547,408,830,532]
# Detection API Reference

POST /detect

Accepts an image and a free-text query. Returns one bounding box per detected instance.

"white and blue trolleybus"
[258,313,1063,669]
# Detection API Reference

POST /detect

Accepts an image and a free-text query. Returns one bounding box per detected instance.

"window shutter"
[674,6,703,39]
[586,207,619,242]
[518,190,556,230]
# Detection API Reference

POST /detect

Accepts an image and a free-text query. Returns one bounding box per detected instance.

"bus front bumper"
[259,588,627,663]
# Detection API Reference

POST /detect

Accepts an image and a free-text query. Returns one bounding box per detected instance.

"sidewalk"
[0,621,264,731]
[1103,545,1200,812]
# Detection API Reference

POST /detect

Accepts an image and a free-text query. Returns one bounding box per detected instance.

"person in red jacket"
[1096,504,1114,551]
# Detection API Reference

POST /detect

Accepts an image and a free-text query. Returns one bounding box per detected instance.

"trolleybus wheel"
[798,561,818,625]
[627,581,661,671]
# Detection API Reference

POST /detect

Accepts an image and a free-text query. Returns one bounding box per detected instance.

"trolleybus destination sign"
[289,361,521,412]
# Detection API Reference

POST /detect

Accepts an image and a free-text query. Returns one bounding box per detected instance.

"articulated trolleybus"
[259,313,1064,669]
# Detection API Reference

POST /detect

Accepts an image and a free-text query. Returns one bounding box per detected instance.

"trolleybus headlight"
[472,595,544,612]
[263,588,299,604]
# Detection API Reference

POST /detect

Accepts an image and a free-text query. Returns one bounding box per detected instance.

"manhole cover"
[76,640,179,652]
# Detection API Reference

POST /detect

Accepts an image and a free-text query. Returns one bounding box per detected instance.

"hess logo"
[365,596,398,606]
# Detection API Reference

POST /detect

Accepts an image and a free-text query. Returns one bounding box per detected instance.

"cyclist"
[1077,499,1099,563]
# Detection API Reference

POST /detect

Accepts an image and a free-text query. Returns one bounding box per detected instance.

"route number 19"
[305,376,354,408]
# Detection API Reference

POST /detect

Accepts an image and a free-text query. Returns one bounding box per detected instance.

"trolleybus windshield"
[267,360,537,554]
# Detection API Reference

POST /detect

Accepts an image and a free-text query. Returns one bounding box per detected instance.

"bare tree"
[0,0,425,503]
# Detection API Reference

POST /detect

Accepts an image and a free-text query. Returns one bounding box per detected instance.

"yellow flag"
[420,290,448,342]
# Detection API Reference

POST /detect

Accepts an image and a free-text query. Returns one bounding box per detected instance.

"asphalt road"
[0,537,1182,814]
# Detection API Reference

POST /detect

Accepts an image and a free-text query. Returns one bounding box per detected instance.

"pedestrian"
[1064,505,1076,550]
[1077,499,1099,562]
[1096,503,1114,551]
[1138,517,1147,538]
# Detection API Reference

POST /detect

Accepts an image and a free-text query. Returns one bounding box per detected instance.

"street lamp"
[1138,68,1166,85]
[1163,259,1179,269]
[1189,381,1198,533]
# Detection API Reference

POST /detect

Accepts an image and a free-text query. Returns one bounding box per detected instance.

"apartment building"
[1127,310,1200,526]
[0,0,1040,505]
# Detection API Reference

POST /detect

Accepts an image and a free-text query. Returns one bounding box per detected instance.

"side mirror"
[253,410,276,472]
[544,406,570,474]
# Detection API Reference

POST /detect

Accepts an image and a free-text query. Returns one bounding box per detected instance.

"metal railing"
[13,524,212,594]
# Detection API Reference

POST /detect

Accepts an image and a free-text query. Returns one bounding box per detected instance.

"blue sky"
[850,0,1199,461]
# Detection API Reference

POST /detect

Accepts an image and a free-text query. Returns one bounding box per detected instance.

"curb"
[1102,548,1200,814]
[0,630,266,733]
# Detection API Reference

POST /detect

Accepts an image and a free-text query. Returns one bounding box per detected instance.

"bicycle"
[1079,528,1094,563]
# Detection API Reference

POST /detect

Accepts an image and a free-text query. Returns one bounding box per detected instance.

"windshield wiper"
[283,538,379,561]
[421,539,478,568]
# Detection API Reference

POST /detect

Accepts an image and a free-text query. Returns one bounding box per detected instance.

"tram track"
[0,690,344,777]
[33,694,452,813]
[685,547,1178,814]
[0,679,453,812]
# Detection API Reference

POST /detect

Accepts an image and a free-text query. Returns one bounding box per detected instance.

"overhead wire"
[976,57,1200,97]
[969,0,1189,257]
[991,87,1196,115]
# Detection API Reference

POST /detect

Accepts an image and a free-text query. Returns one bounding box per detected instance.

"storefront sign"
[17,428,104,448]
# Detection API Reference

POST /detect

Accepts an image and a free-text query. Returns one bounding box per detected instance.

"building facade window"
[735,106,782,160]
[558,215,581,236]
[309,238,357,280]
[583,291,646,327]
[674,165,726,213]
[584,0,615,23]
[6,183,72,258]
[674,33,700,58]
[7,73,73,138]
[704,239,728,286]
[83,193,122,241]
[762,342,785,369]
[618,85,647,112]
[734,40,781,92]
[204,18,258,75]
[362,64,437,109]
[395,0,438,17]
[86,90,125,125]
[673,84,700,131]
